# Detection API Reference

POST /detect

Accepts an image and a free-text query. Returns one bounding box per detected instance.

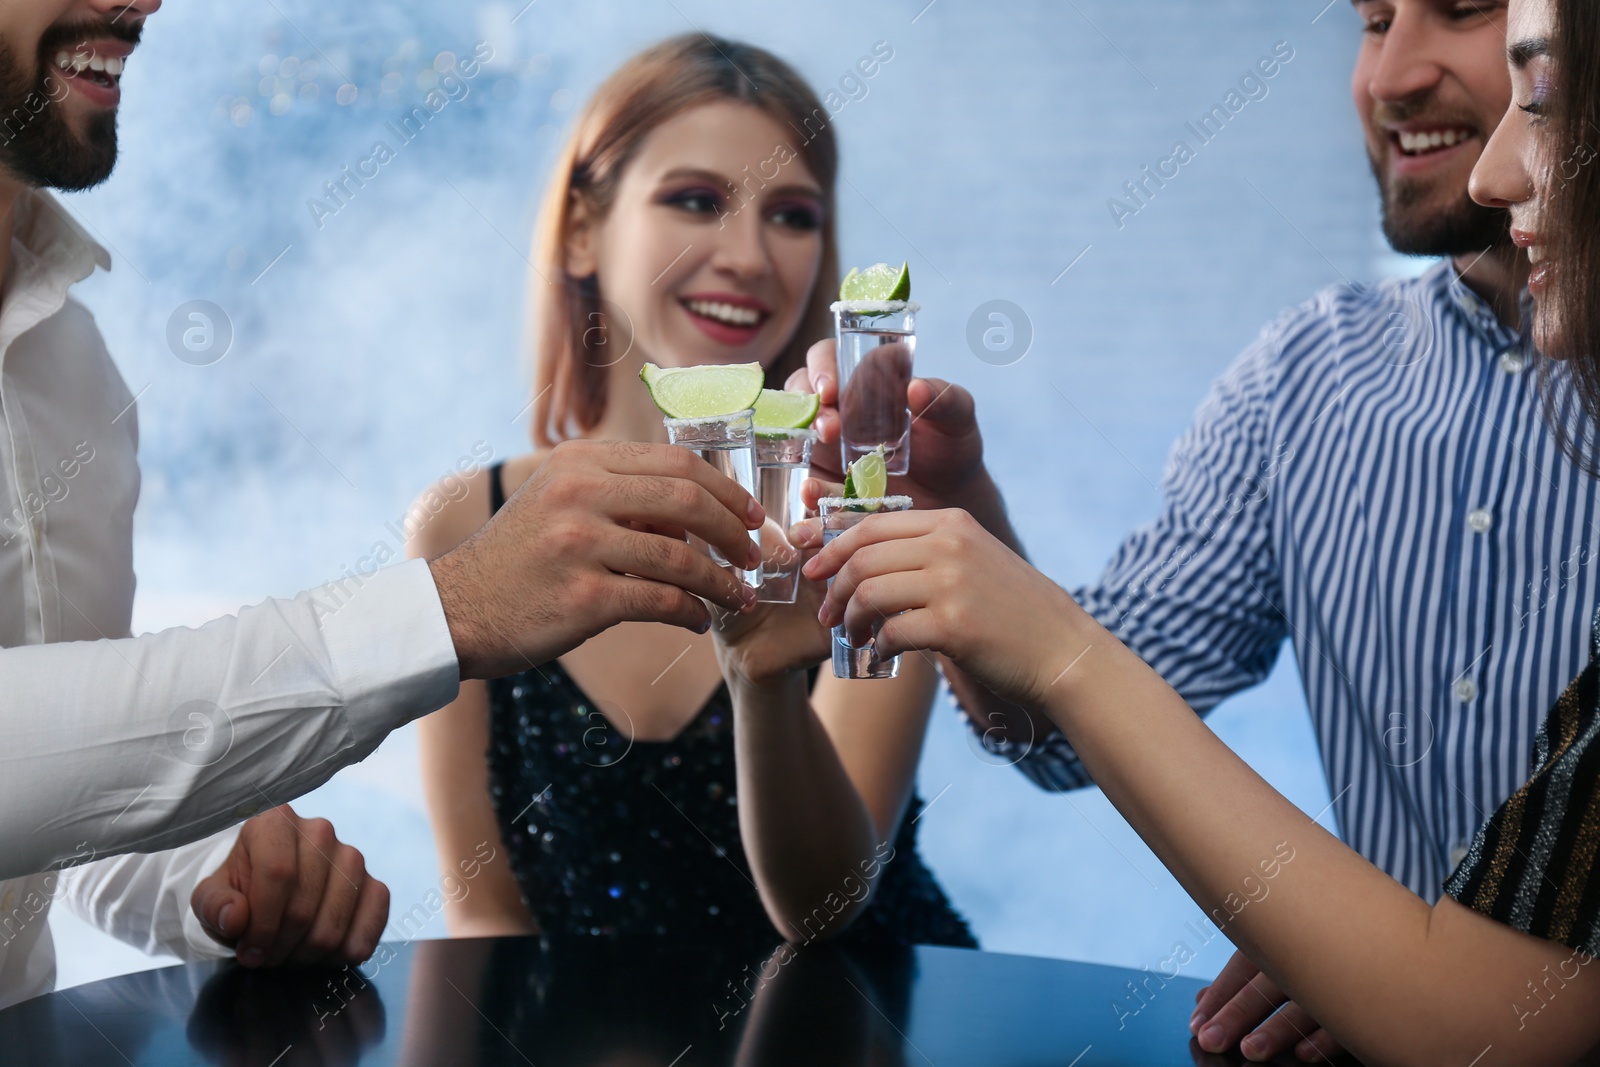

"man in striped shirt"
[793,0,1586,1059]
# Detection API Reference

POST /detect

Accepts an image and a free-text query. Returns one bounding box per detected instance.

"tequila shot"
[831,301,917,476]
[664,409,761,590]
[753,428,816,604]
[819,495,914,679]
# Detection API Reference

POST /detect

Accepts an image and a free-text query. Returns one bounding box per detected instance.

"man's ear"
[564,194,600,278]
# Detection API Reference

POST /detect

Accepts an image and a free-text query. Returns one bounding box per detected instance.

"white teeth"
[686,300,762,327]
[53,47,123,80]
[1397,128,1473,155]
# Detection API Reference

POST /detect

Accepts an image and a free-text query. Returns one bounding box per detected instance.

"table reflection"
[0,935,1302,1065]
[731,942,911,1067]
[189,965,387,1067]
[392,935,915,1067]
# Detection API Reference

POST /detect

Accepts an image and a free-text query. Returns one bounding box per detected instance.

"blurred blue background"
[51,0,1423,988]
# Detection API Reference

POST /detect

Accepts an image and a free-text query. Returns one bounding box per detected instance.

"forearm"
[416,684,537,941]
[729,672,881,942]
[56,830,240,960]
[1044,625,1599,1066]
[943,658,1061,751]
[939,471,1061,746]
[0,561,457,880]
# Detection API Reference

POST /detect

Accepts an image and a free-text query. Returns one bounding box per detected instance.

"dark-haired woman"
[804,0,1600,1062]
[406,35,972,952]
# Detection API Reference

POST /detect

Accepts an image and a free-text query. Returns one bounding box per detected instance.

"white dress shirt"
[0,190,461,1008]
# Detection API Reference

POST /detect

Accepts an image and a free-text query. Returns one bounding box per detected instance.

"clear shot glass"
[753,428,816,604]
[663,409,761,590]
[818,495,914,679]
[831,301,917,476]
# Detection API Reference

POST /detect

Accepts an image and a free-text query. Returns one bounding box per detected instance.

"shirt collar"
[1440,259,1527,351]
[0,190,111,365]
[12,188,111,283]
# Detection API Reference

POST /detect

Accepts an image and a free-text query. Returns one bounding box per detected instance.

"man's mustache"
[38,16,143,56]
[1371,103,1482,131]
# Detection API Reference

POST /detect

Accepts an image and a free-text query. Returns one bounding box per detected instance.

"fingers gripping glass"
[819,495,914,679]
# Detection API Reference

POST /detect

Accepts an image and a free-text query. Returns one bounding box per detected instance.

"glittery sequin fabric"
[486,660,978,949]
[1444,605,1600,957]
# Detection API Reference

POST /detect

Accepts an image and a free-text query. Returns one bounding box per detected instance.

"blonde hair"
[529,34,840,446]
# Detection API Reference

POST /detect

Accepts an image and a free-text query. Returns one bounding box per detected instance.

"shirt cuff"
[179,827,243,960]
[316,558,461,748]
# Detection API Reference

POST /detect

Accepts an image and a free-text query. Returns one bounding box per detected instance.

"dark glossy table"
[0,935,1307,1065]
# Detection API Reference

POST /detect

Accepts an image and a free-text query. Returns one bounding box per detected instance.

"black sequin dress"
[483,462,976,950]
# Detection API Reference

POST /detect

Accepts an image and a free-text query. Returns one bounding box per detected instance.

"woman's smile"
[677,291,773,346]
[1512,227,1555,298]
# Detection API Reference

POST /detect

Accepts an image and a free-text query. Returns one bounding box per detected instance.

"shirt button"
[0,888,15,912]
[1467,509,1493,533]
[1453,677,1478,703]
[1449,842,1471,868]
[1500,350,1526,373]
[233,803,260,818]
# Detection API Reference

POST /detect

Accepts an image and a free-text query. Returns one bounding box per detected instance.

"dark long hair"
[528,35,839,447]
[1543,0,1600,472]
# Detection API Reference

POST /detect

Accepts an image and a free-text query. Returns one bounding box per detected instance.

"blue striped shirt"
[1001,261,1600,901]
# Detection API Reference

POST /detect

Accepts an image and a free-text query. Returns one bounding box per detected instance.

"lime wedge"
[839,261,910,302]
[844,447,888,503]
[751,388,819,430]
[641,362,764,419]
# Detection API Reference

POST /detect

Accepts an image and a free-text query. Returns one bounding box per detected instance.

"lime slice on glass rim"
[842,447,889,510]
[839,261,911,303]
[640,361,764,419]
[752,388,820,434]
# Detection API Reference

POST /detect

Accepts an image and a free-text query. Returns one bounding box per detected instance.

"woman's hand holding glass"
[802,508,1088,710]
[710,524,833,689]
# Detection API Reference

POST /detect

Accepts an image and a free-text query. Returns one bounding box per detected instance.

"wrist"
[725,667,810,711]
[1033,601,1105,716]
[428,552,483,680]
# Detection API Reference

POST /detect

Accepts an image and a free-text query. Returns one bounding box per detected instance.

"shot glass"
[831,300,918,476]
[819,495,914,679]
[663,409,761,589]
[753,428,817,604]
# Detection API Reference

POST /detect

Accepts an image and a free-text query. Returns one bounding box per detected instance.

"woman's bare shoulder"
[405,450,554,561]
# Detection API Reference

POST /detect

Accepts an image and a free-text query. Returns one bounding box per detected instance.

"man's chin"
[1381,205,1510,258]
[1377,176,1510,258]
[7,127,117,191]
[1367,145,1498,257]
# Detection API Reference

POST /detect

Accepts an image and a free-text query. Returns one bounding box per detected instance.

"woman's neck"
[587,351,671,444]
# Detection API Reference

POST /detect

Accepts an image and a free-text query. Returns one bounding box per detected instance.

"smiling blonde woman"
[407,34,975,953]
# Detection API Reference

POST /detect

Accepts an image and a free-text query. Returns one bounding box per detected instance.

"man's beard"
[0,18,138,192]
[1368,146,1513,258]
